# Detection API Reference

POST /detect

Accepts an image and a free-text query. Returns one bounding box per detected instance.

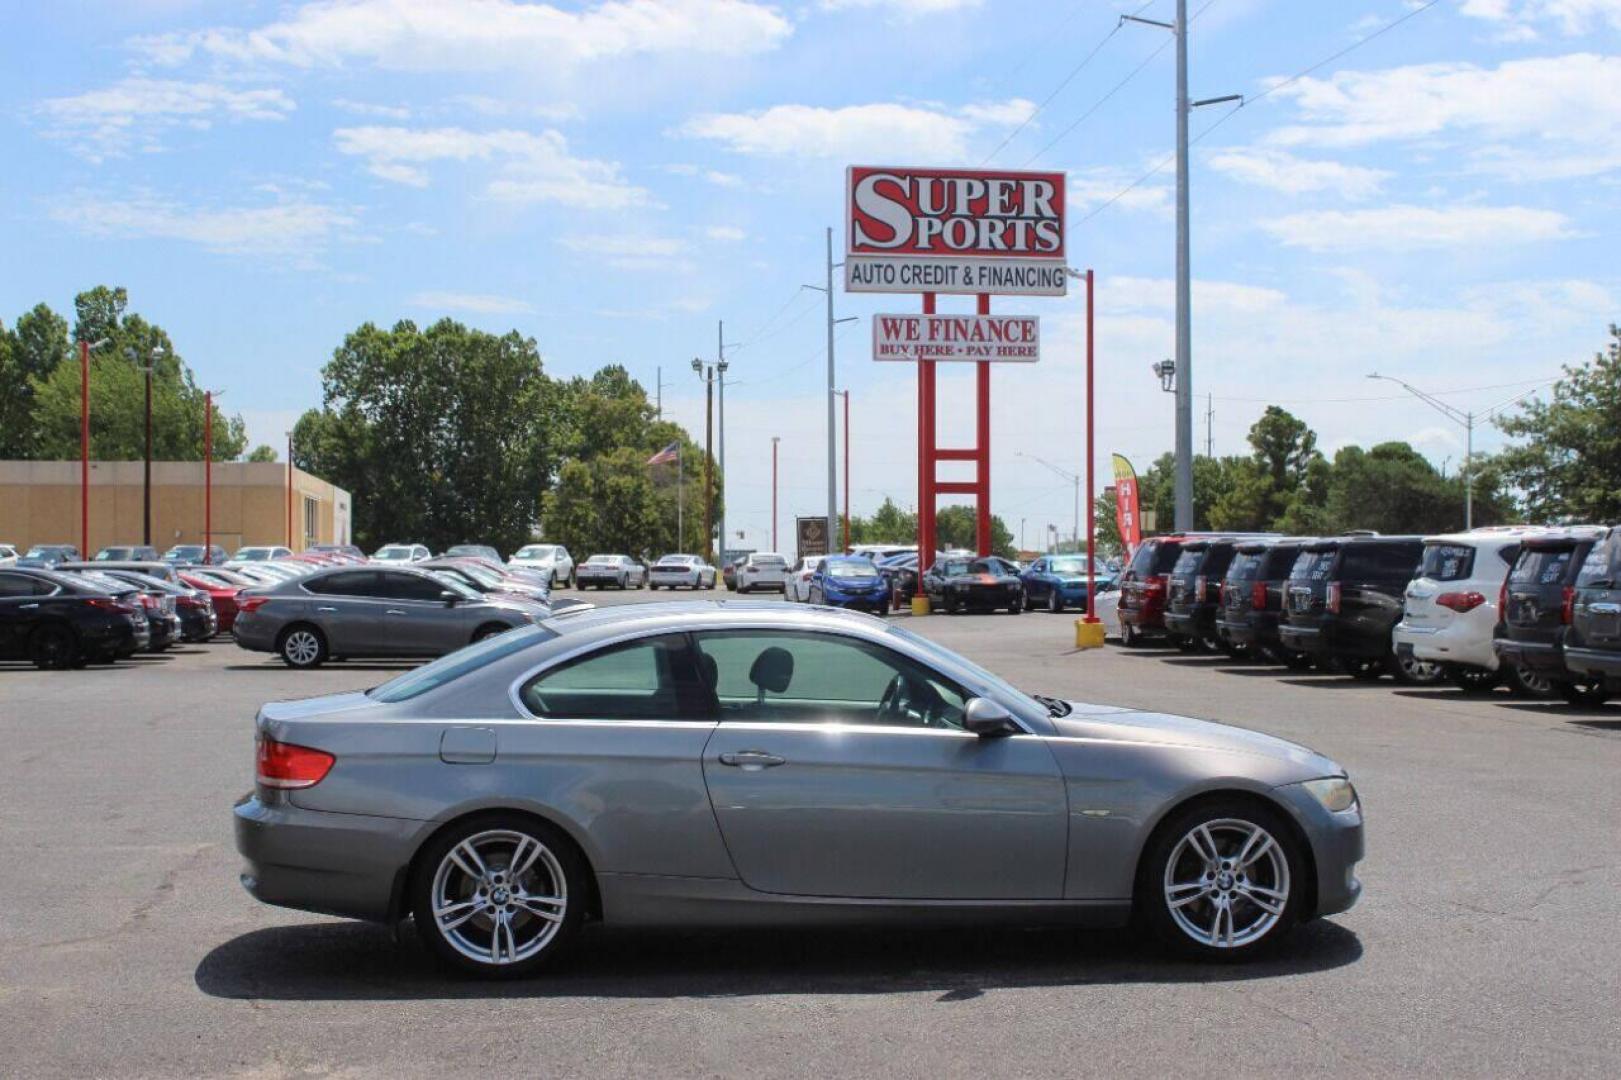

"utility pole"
[804,228,858,548]
[770,437,780,552]
[1123,2,1240,532]
[832,389,851,553]
[1019,451,1081,554]
[677,442,684,553]
[717,321,729,565]
[1205,393,1214,459]
[285,431,293,549]
[204,390,221,560]
[694,358,717,560]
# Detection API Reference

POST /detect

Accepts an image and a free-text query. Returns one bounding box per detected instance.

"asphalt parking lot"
[2,588,1618,1078]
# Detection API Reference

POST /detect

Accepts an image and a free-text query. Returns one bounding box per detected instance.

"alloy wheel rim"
[431,829,567,966]
[285,631,319,665]
[1164,818,1290,949]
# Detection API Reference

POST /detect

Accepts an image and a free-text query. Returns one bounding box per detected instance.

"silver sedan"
[235,601,1363,976]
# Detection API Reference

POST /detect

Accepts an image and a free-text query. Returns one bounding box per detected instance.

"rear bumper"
[1215,617,1256,646]
[231,613,278,653]
[1492,636,1568,675]
[234,793,425,923]
[1393,620,1496,670]
[1563,646,1621,682]
[1281,619,1389,660]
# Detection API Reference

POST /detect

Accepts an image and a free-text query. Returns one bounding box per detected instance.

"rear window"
[1576,533,1619,587]
[752,555,787,566]
[1128,540,1182,576]
[1342,544,1420,582]
[1511,546,1577,587]
[1420,543,1475,582]
[1171,549,1204,576]
[368,625,555,703]
[1226,552,1263,581]
[1291,550,1337,581]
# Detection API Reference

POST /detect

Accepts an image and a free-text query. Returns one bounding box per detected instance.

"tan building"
[0,460,351,557]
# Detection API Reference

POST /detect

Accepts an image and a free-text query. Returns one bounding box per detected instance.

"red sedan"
[178,569,253,634]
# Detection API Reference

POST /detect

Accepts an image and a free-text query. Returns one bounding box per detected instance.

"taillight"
[1561,585,1575,625]
[85,596,134,614]
[178,595,206,610]
[139,594,161,611]
[1326,582,1342,614]
[238,596,269,614]
[1144,574,1166,595]
[1252,580,1268,610]
[1498,581,1509,624]
[256,736,335,789]
[1436,591,1486,613]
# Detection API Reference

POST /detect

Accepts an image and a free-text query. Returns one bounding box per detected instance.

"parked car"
[922,555,1024,615]
[373,543,432,563]
[94,545,160,561]
[1020,554,1108,615]
[61,559,180,584]
[1117,535,1190,647]
[234,601,1363,976]
[1092,577,1123,638]
[785,556,826,602]
[1217,539,1313,667]
[0,543,17,567]
[308,543,366,560]
[178,570,245,634]
[735,552,790,594]
[62,567,180,651]
[1163,540,1250,652]
[232,566,540,668]
[422,558,551,607]
[808,555,891,614]
[574,555,645,590]
[876,551,922,607]
[721,554,748,591]
[17,544,80,568]
[90,569,218,642]
[1392,527,1553,693]
[163,544,228,566]
[509,544,574,588]
[1563,525,1621,705]
[1278,535,1440,683]
[650,554,717,591]
[444,544,502,564]
[0,567,150,668]
[848,543,916,561]
[1494,527,1612,704]
[233,546,294,562]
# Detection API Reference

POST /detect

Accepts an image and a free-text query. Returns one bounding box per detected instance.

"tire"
[1047,589,1065,614]
[277,624,328,669]
[1505,663,1556,698]
[648,582,658,591]
[1121,621,1142,649]
[29,624,78,670]
[1022,591,1036,611]
[617,576,626,591]
[1138,798,1304,961]
[1008,598,1022,614]
[1446,665,1502,694]
[1171,633,1196,653]
[1336,657,1384,680]
[1556,679,1611,707]
[1391,653,1445,686]
[410,813,587,978]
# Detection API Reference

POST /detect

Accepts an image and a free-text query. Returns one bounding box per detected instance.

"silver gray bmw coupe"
[235,601,1362,976]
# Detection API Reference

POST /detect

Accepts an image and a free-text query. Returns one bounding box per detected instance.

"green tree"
[0,303,71,457]
[1496,324,1621,523]
[848,497,917,546]
[0,323,26,457]
[545,448,663,558]
[1092,489,1123,558]
[245,444,279,463]
[935,504,1016,558]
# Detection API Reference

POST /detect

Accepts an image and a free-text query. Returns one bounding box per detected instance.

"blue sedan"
[809,555,892,614]
[1020,555,1110,613]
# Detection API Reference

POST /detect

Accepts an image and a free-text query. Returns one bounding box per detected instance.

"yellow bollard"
[1075,618,1106,650]
[910,595,932,617]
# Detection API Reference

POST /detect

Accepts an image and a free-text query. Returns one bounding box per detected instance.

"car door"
[372,570,460,654]
[301,570,382,654]
[696,628,1067,900]
[0,571,47,656]
[1023,559,1046,601]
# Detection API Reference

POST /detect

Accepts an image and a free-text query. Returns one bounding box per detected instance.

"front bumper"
[234,793,426,923]
[1274,782,1365,919]
[945,585,1020,608]
[822,585,890,610]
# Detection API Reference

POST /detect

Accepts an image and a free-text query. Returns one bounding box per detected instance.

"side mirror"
[440,590,459,606]
[963,697,1021,737]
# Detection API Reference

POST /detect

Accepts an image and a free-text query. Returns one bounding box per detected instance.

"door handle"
[1590,602,1621,615]
[386,609,407,615]
[719,750,786,770]
[316,606,338,613]
[20,603,39,610]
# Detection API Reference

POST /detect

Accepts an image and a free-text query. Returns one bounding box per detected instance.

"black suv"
[1493,527,1610,704]
[1278,535,1440,682]
[1564,526,1621,705]
[1163,538,1247,652]
[1217,538,1312,666]
[0,567,151,668]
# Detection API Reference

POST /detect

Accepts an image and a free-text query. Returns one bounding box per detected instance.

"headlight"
[1301,777,1358,813]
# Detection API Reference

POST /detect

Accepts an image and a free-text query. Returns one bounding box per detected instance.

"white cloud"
[1067,165,1172,217]
[409,290,535,314]
[132,0,792,71]
[821,0,982,13]
[442,94,580,121]
[665,163,745,187]
[558,232,690,270]
[1207,147,1390,199]
[331,97,410,119]
[705,225,746,242]
[679,99,1033,161]
[35,77,294,160]
[1261,204,1577,252]
[51,191,354,257]
[332,125,650,208]
[1266,54,1621,181]
[1460,0,1621,36]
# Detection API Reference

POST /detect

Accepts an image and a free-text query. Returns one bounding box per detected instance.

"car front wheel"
[1140,801,1302,960]
[1047,589,1064,614]
[30,624,78,670]
[411,815,586,978]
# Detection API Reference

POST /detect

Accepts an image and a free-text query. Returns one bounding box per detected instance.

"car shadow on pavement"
[195,918,1361,1002]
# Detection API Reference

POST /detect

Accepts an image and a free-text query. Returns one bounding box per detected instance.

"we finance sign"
[845,166,1067,296]
[872,314,1039,362]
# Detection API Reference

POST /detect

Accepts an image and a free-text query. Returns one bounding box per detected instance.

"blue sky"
[4,0,1618,551]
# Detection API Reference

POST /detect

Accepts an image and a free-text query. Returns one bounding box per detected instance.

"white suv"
[509,544,574,587]
[1394,526,1553,693]
[736,552,790,594]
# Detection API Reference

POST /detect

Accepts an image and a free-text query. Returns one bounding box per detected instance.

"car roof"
[540,598,882,639]
[1303,535,1423,550]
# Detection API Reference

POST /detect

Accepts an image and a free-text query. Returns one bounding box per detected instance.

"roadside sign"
[796,516,830,560]
[845,166,1067,296]
[872,313,1039,362]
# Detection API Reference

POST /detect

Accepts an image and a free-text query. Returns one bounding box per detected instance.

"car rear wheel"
[1446,665,1502,693]
[278,625,327,669]
[412,816,586,978]
[1140,801,1302,961]
[1556,679,1611,707]
[1392,653,1445,685]
[1505,664,1555,698]
[1120,621,1141,648]
[30,624,78,670]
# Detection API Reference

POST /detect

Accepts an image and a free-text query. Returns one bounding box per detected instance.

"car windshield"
[375,547,415,559]
[94,549,130,560]
[236,549,273,561]
[516,546,556,559]
[1049,557,1088,574]
[459,564,504,587]
[827,560,878,578]
[367,625,557,703]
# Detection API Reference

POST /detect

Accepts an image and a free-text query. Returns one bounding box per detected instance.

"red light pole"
[285,431,293,550]
[1084,268,1098,624]
[78,337,110,557]
[204,390,221,561]
[770,436,779,552]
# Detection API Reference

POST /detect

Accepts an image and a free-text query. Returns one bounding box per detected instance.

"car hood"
[1049,703,1341,776]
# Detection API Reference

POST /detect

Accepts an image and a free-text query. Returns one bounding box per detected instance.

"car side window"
[520,633,708,720]
[693,630,967,730]
[377,572,446,601]
[305,571,377,597]
[0,572,40,598]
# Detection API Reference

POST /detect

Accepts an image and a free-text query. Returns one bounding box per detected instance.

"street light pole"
[717,320,728,565]
[694,358,717,561]
[204,391,216,559]
[77,338,111,556]
[770,436,780,552]
[1018,451,1081,553]
[833,389,851,553]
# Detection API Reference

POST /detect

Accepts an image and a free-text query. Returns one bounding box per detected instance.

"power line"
[1209,375,1558,406]
[730,288,818,354]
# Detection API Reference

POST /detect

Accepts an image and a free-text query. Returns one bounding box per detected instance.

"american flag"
[646,441,680,466]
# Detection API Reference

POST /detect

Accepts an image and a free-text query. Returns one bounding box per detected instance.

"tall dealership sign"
[845,165,1068,571]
